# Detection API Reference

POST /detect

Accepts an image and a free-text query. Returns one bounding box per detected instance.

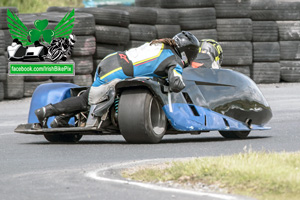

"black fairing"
[182,67,272,125]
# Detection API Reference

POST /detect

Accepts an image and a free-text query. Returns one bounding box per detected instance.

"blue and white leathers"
[92,42,185,93]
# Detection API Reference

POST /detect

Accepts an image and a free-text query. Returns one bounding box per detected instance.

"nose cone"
[183,67,272,125]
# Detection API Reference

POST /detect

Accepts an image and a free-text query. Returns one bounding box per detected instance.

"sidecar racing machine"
[15,67,272,143]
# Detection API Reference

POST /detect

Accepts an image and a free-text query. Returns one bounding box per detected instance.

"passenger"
[35,31,200,128]
[191,39,223,69]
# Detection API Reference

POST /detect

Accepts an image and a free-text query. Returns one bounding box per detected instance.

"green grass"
[123,151,300,200]
[0,0,83,13]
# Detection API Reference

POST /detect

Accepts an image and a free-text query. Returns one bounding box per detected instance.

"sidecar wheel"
[219,131,250,139]
[44,134,82,143]
[118,89,167,144]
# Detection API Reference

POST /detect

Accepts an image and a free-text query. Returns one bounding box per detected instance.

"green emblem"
[7,9,75,46]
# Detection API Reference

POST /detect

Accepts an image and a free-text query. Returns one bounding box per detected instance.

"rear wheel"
[219,131,250,139]
[118,89,167,143]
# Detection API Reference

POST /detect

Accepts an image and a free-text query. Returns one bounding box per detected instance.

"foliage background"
[0,0,83,13]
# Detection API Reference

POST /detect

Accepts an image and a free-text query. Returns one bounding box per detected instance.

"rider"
[191,39,223,69]
[35,31,200,128]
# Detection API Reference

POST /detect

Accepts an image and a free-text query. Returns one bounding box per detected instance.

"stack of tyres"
[251,0,282,83]
[103,6,157,49]
[214,0,253,78]
[75,7,130,78]
[0,7,25,100]
[160,0,218,41]
[155,8,181,39]
[251,0,300,83]
[277,20,300,82]
[0,30,6,101]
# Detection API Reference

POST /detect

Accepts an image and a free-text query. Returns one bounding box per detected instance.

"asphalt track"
[0,83,299,200]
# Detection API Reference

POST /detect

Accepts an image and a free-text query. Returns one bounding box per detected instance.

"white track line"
[86,159,239,200]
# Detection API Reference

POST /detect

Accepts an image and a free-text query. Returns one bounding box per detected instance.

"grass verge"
[0,0,83,13]
[123,150,300,200]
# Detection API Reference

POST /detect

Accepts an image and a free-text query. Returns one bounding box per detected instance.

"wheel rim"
[149,97,166,136]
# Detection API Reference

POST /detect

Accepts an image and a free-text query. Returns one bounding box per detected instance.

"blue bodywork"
[163,103,269,132]
[28,82,79,127]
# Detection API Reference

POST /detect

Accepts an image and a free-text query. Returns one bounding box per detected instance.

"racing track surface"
[0,83,299,200]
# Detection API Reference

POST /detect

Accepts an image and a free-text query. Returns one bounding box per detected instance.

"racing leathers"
[89,42,185,104]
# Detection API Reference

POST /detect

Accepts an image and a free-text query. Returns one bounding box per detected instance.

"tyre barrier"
[280,61,300,82]
[252,21,278,42]
[2,1,300,101]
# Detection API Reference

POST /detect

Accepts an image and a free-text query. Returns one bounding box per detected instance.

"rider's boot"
[50,113,75,128]
[34,104,59,128]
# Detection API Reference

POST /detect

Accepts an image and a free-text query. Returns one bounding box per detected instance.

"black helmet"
[173,31,200,65]
[199,39,223,65]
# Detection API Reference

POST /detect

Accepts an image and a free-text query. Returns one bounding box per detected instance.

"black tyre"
[156,25,181,39]
[73,56,93,75]
[219,42,252,65]
[280,61,300,82]
[95,25,130,45]
[106,6,157,25]
[118,89,167,144]
[280,41,300,60]
[24,80,52,97]
[3,30,12,48]
[73,74,93,87]
[253,42,280,62]
[214,0,251,18]
[125,40,146,49]
[44,134,82,143]
[0,55,7,82]
[94,44,125,59]
[174,8,216,30]
[76,7,130,27]
[24,76,50,82]
[0,7,18,29]
[72,36,96,56]
[217,19,252,41]
[219,131,250,139]
[251,62,280,83]
[251,0,300,20]
[161,0,214,8]
[4,75,24,99]
[51,76,73,82]
[156,9,179,25]
[129,24,157,41]
[222,66,251,77]
[277,21,300,41]
[0,30,4,55]
[0,82,4,101]
[188,29,218,41]
[252,21,278,42]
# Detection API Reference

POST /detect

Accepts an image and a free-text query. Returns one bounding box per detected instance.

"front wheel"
[219,131,250,139]
[118,89,167,143]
